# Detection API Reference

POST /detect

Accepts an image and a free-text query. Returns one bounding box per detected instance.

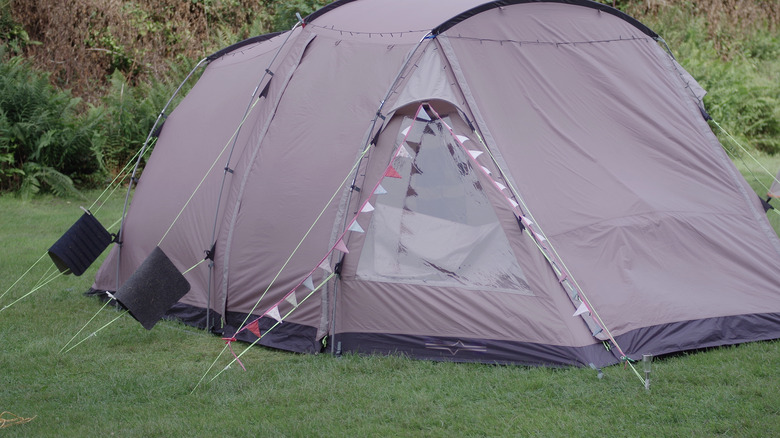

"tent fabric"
[91,0,780,368]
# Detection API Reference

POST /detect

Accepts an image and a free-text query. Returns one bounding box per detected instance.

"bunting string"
[427,105,646,385]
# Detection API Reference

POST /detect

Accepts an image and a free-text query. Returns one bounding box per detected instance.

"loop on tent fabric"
[48,211,115,276]
[113,246,190,330]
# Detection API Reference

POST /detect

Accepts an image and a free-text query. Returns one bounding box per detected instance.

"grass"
[1,165,780,436]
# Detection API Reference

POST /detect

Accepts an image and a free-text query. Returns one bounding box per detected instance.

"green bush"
[0,50,102,197]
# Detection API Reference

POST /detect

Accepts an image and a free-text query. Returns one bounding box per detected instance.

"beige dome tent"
[90,0,780,368]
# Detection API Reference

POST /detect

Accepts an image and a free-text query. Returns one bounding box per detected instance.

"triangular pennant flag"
[417,110,431,121]
[348,221,365,233]
[573,302,590,317]
[533,231,547,242]
[374,184,387,195]
[384,166,402,178]
[361,202,374,213]
[303,275,315,291]
[401,126,410,136]
[456,135,470,144]
[520,216,534,228]
[481,166,492,175]
[495,181,507,191]
[468,150,483,159]
[334,239,350,254]
[266,306,282,322]
[396,144,412,159]
[246,319,262,337]
[509,198,519,208]
[318,259,333,273]
[286,292,299,307]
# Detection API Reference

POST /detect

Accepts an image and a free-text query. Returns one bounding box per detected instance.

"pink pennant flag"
[374,184,387,195]
[334,239,350,254]
[286,292,299,307]
[348,221,365,233]
[384,166,402,179]
[361,202,374,213]
[456,135,470,144]
[468,150,483,159]
[573,302,590,317]
[303,275,315,291]
[266,306,282,322]
[318,259,333,273]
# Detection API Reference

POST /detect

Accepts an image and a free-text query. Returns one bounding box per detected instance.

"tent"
[89,0,780,368]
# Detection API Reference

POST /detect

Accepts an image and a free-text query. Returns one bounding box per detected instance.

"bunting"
[374,184,387,195]
[246,319,262,337]
[396,144,413,159]
[361,202,375,213]
[348,221,365,233]
[456,135,470,144]
[334,239,350,254]
[285,292,299,307]
[318,259,333,273]
[303,275,315,291]
[573,302,590,317]
[384,166,402,179]
[266,306,282,323]
[468,150,483,159]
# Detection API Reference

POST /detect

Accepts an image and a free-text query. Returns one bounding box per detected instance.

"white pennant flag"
[267,306,282,322]
[509,198,519,208]
[303,275,315,291]
[401,126,411,136]
[286,292,299,307]
[468,150,483,159]
[533,231,547,242]
[397,144,412,158]
[374,184,387,195]
[495,181,507,191]
[520,216,534,228]
[361,202,375,213]
[573,302,590,317]
[348,221,365,233]
[481,166,492,175]
[456,135,470,144]
[417,110,431,121]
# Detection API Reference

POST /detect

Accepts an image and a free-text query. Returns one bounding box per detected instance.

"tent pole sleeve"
[204,17,305,330]
[115,57,209,292]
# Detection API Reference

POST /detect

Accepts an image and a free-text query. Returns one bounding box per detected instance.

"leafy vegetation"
[0,0,777,197]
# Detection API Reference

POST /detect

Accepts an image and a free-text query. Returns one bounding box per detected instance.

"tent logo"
[425,339,487,355]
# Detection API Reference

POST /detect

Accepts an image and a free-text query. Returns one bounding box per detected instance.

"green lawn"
[1,179,779,436]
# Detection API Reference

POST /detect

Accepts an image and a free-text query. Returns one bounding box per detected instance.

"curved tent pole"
[203,17,305,331]
[115,57,209,293]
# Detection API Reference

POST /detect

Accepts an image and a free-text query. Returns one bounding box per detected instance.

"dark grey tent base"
[334,333,620,368]
[86,288,320,353]
[86,288,779,366]
[613,311,780,361]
